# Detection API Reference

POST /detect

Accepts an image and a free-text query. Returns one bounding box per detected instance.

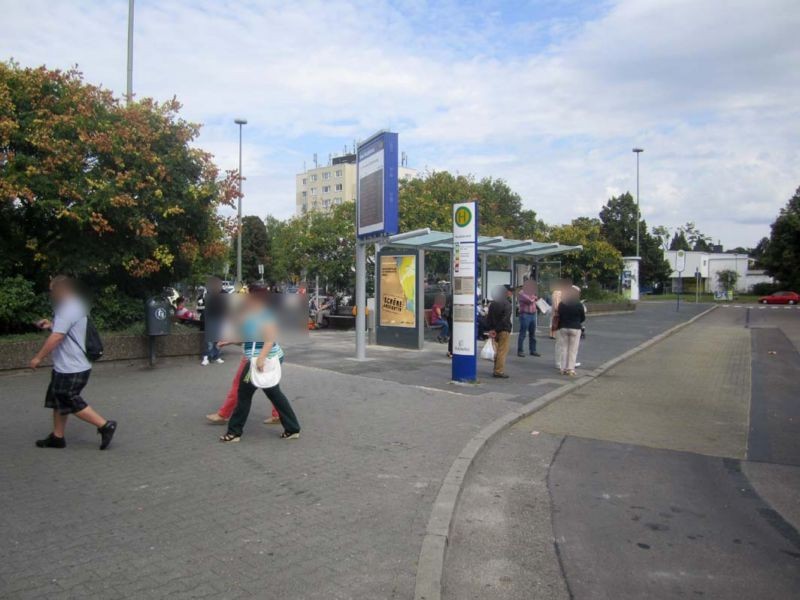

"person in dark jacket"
[556,285,586,375]
[486,285,513,378]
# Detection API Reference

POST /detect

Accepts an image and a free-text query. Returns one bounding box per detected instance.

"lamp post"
[126,0,134,104]
[632,148,644,257]
[234,118,247,285]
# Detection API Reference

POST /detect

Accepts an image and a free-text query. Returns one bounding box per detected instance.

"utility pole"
[234,119,248,285]
[633,148,644,257]
[126,0,134,104]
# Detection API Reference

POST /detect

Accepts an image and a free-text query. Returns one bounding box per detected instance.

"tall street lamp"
[235,118,248,285]
[632,148,644,257]
[126,0,134,104]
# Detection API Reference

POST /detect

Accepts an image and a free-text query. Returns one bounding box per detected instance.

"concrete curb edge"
[413,304,718,600]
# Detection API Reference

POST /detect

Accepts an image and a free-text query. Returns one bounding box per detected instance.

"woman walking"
[219,288,300,443]
[556,285,586,376]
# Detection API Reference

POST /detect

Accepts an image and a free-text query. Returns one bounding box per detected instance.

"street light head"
[234,118,248,125]
[632,147,644,153]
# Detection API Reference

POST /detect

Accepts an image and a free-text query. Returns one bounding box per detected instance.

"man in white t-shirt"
[29,276,117,450]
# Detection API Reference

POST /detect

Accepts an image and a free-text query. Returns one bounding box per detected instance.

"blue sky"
[2,0,799,247]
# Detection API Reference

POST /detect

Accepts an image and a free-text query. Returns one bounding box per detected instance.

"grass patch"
[640,294,761,304]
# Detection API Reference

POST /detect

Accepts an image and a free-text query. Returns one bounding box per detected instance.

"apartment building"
[296,153,417,215]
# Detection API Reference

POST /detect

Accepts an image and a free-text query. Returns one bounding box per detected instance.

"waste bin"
[145,297,171,365]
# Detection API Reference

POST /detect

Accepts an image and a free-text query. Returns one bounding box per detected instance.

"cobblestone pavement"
[0,303,705,599]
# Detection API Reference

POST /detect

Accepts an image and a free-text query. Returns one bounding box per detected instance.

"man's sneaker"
[219,433,241,443]
[206,413,228,425]
[531,352,542,357]
[98,420,117,450]
[214,358,225,364]
[517,351,526,357]
[492,372,510,379]
[35,433,65,449]
[263,416,281,425]
[280,431,300,440]
[201,356,209,366]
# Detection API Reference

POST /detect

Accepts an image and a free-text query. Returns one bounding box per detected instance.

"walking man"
[487,285,513,378]
[30,276,117,450]
[517,280,541,357]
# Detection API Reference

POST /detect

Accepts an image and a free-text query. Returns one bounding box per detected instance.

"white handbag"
[247,343,282,388]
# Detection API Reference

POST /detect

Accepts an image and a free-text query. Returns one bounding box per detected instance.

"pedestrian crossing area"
[719,304,799,310]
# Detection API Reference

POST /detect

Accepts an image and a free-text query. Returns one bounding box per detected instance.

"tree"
[652,225,671,251]
[230,215,269,282]
[548,218,623,287]
[717,269,738,292]
[677,222,712,251]
[761,187,800,290]
[669,231,691,251]
[0,62,237,298]
[598,192,671,287]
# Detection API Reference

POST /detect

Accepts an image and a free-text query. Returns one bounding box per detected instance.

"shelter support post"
[355,240,366,360]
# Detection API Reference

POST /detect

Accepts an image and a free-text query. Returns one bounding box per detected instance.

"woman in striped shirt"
[219,289,301,443]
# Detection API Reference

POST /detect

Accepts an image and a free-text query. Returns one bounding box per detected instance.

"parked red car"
[758,291,799,305]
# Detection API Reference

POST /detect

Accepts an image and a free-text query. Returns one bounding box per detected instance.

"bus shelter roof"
[383,228,582,259]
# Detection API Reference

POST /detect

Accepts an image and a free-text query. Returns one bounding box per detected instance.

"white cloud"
[2,0,799,246]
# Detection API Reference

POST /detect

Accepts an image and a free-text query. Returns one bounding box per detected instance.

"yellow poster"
[380,255,416,328]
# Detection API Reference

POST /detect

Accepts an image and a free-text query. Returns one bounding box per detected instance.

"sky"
[2,0,799,248]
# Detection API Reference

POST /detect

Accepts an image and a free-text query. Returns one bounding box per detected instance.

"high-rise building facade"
[296,154,417,215]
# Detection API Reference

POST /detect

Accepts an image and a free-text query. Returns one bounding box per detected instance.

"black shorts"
[45,370,91,415]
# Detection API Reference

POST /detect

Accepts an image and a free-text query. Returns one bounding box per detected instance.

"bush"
[582,281,626,303]
[750,282,782,296]
[89,285,143,332]
[0,276,50,334]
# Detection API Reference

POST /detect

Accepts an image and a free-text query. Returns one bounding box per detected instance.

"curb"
[413,304,718,600]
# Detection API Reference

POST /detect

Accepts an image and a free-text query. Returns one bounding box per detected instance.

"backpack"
[68,316,104,362]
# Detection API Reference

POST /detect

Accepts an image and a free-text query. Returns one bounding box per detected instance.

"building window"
[302,178,307,185]
[323,199,330,209]
[323,172,330,180]
[310,187,317,194]
[334,197,342,204]
[301,191,307,198]
[336,169,343,177]
[335,183,343,191]
[322,185,330,193]
[310,174,317,182]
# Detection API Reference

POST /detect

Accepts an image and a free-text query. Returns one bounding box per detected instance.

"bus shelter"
[366,228,581,350]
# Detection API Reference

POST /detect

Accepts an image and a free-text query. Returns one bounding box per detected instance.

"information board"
[452,202,478,382]
[357,131,399,238]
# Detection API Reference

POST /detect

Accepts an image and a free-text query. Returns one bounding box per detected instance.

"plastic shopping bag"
[536,298,551,314]
[480,339,496,361]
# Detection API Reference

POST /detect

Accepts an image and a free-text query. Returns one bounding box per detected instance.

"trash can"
[145,297,171,336]
[145,297,171,365]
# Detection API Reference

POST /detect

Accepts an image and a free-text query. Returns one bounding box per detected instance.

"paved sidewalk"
[445,306,800,600]
[0,302,707,600]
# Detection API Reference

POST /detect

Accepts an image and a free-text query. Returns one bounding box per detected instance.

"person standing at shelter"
[550,280,566,369]
[486,285,513,378]
[201,276,226,366]
[556,285,586,376]
[517,280,541,357]
[29,276,117,450]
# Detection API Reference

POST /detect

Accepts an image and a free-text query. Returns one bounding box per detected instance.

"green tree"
[548,218,623,286]
[716,269,738,292]
[0,62,236,297]
[652,225,671,251]
[677,222,712,251]
[230,215,269,282]
[669,231,691,251]
[598,192,671,287]
[761,187,800,289]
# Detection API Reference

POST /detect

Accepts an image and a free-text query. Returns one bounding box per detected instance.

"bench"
[326,314,355,330]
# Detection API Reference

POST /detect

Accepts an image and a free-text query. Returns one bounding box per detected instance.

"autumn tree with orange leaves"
[0,62,238,298]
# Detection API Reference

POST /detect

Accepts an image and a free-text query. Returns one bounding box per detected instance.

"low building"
[664,250,751,293]
[296,153,417,215]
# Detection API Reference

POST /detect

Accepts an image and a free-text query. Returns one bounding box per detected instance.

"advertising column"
[452,202,478,382]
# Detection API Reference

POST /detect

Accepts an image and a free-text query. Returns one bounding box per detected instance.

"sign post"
[675,250,686,312]
[355,131,399,360]
[452,201,478,382]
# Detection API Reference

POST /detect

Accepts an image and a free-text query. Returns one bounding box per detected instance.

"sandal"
[280,431,300,440]
[219,433,241,443]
